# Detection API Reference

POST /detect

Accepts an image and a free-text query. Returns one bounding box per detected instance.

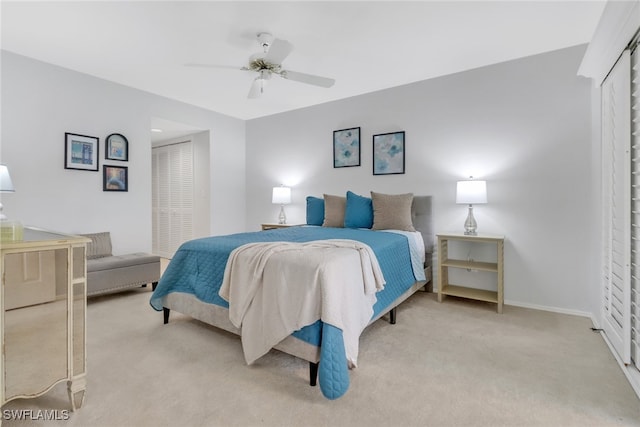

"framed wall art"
[103,165,128,192]
[333,127,361,168]
[105,133,129,161]
[373,131,405,175]
[64,132,99,171]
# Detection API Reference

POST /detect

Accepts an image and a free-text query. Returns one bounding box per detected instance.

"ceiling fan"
[187,32,335,99]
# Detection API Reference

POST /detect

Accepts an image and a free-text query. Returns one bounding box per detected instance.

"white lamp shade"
[456,180,487,204]
[272,186,291,205]
[0,165,15,192]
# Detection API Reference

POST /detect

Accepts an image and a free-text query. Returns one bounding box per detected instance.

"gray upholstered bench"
[81,232,161,297]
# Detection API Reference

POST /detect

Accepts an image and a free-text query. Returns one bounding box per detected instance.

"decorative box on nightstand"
[437,232,505,313]
[261,223,301,231]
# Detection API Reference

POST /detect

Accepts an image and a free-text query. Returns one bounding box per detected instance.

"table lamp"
[0,164,15,219]
[0,165,22,241]
[272,186,291,224]
[456,177,487,235]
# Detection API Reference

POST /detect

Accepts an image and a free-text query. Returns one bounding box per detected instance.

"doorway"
[150,117,210,259]
[152,140,194,258]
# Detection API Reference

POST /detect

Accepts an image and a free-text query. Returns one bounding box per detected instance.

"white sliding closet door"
[631,47,640,370]
[152,141,194,259]
[602,50,631,364]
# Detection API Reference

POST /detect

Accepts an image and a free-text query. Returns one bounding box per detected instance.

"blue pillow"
[306,196,325,226]
[344,191,373,228]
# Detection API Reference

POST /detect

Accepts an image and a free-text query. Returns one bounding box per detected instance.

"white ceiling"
[2,1,605,122]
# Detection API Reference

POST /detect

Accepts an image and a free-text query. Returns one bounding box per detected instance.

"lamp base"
[463,205,478,236]
[278,205,287,225]
[0,220,23,242]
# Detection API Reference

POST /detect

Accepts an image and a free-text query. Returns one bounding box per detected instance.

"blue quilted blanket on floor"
[150,226,419,399]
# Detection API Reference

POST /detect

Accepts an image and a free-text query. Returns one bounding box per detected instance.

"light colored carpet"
[3,288,640,427]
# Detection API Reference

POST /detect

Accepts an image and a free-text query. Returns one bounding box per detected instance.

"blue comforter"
[150,226,419,399]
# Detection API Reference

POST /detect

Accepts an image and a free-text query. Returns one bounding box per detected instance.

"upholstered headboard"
[411,196,434,255]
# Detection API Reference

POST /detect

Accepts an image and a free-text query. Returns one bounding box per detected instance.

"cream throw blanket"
[219,239,385,367]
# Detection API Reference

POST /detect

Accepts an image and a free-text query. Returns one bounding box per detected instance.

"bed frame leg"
[163,307,170,324]
[152,281,158,291]
[389,307,396,325]
[309,362,318,386]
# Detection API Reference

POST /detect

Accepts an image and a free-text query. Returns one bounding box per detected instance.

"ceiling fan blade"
[248,78,264,99]
[185,63,242,71]
[263,38,293,65]
[281,70,335,88]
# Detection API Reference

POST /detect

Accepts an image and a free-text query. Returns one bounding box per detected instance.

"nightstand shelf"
[440,284,498,304]
[437,232,504,313]
[440,259,498,272]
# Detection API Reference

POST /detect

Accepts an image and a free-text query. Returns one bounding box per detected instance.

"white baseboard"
[590,315,640,400]
[504,299,592,318]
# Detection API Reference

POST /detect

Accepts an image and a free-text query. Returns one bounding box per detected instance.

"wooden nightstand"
[437,232,505,313]
[261,223,300,230]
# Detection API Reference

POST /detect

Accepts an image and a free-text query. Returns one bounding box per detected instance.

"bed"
[150,194,433,399]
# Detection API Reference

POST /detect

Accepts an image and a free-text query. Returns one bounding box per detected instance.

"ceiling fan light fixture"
[258,71,270,94]
[259,70,272,80]
[248,72,269,99]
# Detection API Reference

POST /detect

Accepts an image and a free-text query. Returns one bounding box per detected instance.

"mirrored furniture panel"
[0,227,89,417]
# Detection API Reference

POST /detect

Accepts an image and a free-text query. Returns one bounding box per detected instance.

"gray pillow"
[322,194,346,228]
[79,232,113,259]
[371,192,416,231]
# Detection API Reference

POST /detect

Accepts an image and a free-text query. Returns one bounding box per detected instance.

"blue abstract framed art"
[333,127,361,168]
[373,131,405,175]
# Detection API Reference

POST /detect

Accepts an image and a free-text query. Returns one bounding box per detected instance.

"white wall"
[246,45,595,314]
[1,51,246,255]
[1,46,597,314]
[588,86,603,325]
[191,131,212,239]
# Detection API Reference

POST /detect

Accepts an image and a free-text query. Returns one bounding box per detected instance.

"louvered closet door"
[602,50,632,364]
[152,141,194,259]
[631,48,640,370]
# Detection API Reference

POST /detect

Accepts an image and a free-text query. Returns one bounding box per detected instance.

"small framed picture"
[105,133,129,161]
[333,127,361,168]
[373,131,405,175]
[103,165,128,192]
[65,132,99,171]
